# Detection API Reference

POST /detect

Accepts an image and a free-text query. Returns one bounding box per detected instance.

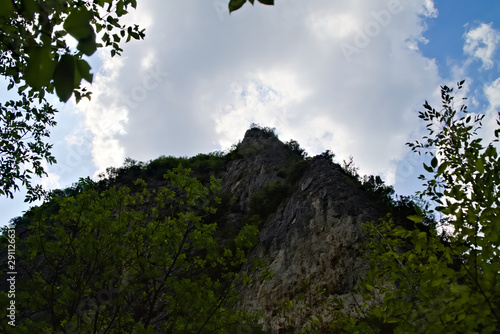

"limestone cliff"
[221,128,384,332]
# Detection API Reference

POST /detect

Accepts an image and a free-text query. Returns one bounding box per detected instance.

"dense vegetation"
[0,165,270,333]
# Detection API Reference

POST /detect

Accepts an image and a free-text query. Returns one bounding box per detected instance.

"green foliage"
[0,0,145,200]
[342,155,360,180]
[341,155,397,209]
[274,279,330,333]
[361,175,395,208]
[285,139,308,159]
[0,95,57,201]
[0,167,264,333]
[248,180,292,223]
[98,151,234,189]
[249,122,279,139]
[320,149,335,162]
[0,0,145,103]
[330,82,500,333]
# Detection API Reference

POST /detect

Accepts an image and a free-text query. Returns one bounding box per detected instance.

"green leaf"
[423,163,433,173]
[229,0,246,13]
[475,157,484,174]
[63,7,94,40]
[417,231,427,240]
[53,55,75,102]
[76,59,93,84]
[0,0,15,18]
[73,63,82,90]
[437,161,449,175]
[77,32,97,56]
[21,0,38,21]
[258,0,274,4]
[24,47,56,90]
[407,215,423,223]
[431,156,438,168]
[116,0,125,16]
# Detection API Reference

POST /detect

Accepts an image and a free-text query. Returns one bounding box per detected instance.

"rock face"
[222,127,292,211]
[224,128,384,332]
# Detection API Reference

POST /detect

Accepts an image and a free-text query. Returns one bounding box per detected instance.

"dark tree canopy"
[0,167,267,333]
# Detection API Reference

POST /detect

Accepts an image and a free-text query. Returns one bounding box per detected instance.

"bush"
[248,181,292,221]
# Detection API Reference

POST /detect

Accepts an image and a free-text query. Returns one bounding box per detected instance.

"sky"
[1,0,500,226]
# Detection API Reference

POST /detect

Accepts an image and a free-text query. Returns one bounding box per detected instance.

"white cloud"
[64,0,442,186]
[214,69,312,149]
[464,23,500,70]
[485,77,500,109]
[73,52,129,175]
[38,169,61,190]
[483,77,500,144]
[306,12,360,40]
[420,0,438,18]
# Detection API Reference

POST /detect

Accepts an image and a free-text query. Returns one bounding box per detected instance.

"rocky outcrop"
[224,129,384,333]
[222,127,292,210]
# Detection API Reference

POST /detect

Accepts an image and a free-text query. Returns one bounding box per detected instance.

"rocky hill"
[1,126,403,333]
[220,128,384,332]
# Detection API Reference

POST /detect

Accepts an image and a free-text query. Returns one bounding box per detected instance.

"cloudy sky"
[1,0,500,225]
